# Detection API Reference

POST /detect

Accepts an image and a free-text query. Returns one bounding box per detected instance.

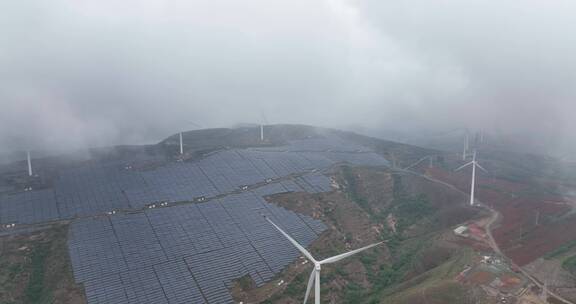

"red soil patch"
[466,271,495,285]
[500,274,522,289]
[468,223,487,239]
[428,167,576,266]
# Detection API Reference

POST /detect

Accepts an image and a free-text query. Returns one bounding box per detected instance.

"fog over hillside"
[1,0,576,156]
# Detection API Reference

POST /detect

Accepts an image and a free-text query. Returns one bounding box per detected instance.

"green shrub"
[25,244,51,303]
[563,255,576,275]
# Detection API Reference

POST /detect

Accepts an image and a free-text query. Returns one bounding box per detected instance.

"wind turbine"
[455,151,487,206]
[266,217,383,304]
[260,112,269,142]
[178,121,202,155]
[26,150,33,176]
[179,132,184,155]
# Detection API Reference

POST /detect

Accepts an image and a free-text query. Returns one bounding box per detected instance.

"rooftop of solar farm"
[0,126,390,304]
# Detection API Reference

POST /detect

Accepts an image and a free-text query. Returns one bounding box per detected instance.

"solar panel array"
[0,189,59,224]
[0,138,388,226]
[1,137,390,303]
[69,193,325,304]
[55,163,137,218]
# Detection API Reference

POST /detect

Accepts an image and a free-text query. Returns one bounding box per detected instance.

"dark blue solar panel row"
[281,180,304,193]
[209,151,266,187]
[68,218,128,283]
[243,156,280,180]
[0,137,386,303]
[197,157,238,194]
[253,173,332,196]
[111,213,168,270]
[154,260,206,304]
[121,267,169,304]
[69,192,326,304]
[136,163,220,207]
[185,244,252,303]
[1,138,388,226]
[294,177,318,193]
[145,205,204,259]
[0,189,59,224]
[55,163,138,218]
[83,274,127,304]
[300,173,333,193]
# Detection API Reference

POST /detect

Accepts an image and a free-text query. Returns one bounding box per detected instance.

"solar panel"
[1,137,389,226]
[68,192,326,304]
[154,260,206,304]
[3,136,391,303]
[0,189,59,224]
[83,274,127,304]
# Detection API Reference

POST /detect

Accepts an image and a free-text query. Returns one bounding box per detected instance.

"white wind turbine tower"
[455,151,487,206]
[266,217,383,304]
[179,132,184,155]
[178,121,202,155]
[26,150,33,176]
[260,112,269,142]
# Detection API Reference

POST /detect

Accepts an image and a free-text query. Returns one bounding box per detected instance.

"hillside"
[0,125,575,304]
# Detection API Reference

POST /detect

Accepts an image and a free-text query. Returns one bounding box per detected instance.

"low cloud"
[1,0,575,155]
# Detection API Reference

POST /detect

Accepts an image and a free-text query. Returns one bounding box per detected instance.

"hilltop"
[1,124,576,304]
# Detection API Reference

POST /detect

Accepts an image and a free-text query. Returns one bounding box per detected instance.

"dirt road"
[402,167,575,304]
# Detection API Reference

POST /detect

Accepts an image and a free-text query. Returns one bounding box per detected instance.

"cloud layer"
[1,0,575,154]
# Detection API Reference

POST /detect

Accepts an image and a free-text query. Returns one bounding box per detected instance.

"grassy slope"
[263,166,480,303]
[367,247,477,304]
[342,166,482,303]
[0,225,85,304]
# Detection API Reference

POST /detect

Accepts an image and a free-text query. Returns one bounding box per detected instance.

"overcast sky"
[1,0,576,155]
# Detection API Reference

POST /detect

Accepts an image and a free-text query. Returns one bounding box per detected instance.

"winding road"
[401,166,575,304]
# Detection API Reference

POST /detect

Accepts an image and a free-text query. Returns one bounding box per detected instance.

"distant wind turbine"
[179,121,203,155]
[26,150,33,176]
[260,112,269,142]
[266,217,383,304]
[179,132,184,155]
[455,151,487,206]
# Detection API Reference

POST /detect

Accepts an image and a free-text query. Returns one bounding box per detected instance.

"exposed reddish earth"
[427,166,576,266]
[466,271,495,285]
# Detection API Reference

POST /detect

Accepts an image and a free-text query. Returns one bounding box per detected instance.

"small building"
[454,225,468,235]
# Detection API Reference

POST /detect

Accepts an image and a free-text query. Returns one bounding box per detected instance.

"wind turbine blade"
[475,162,488,173]
[188,121,202,128]
[266,217,317,263]
[319,242,382,265]
[455,162,473,172]
[260,111,269,124]
[303,269,315,304]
